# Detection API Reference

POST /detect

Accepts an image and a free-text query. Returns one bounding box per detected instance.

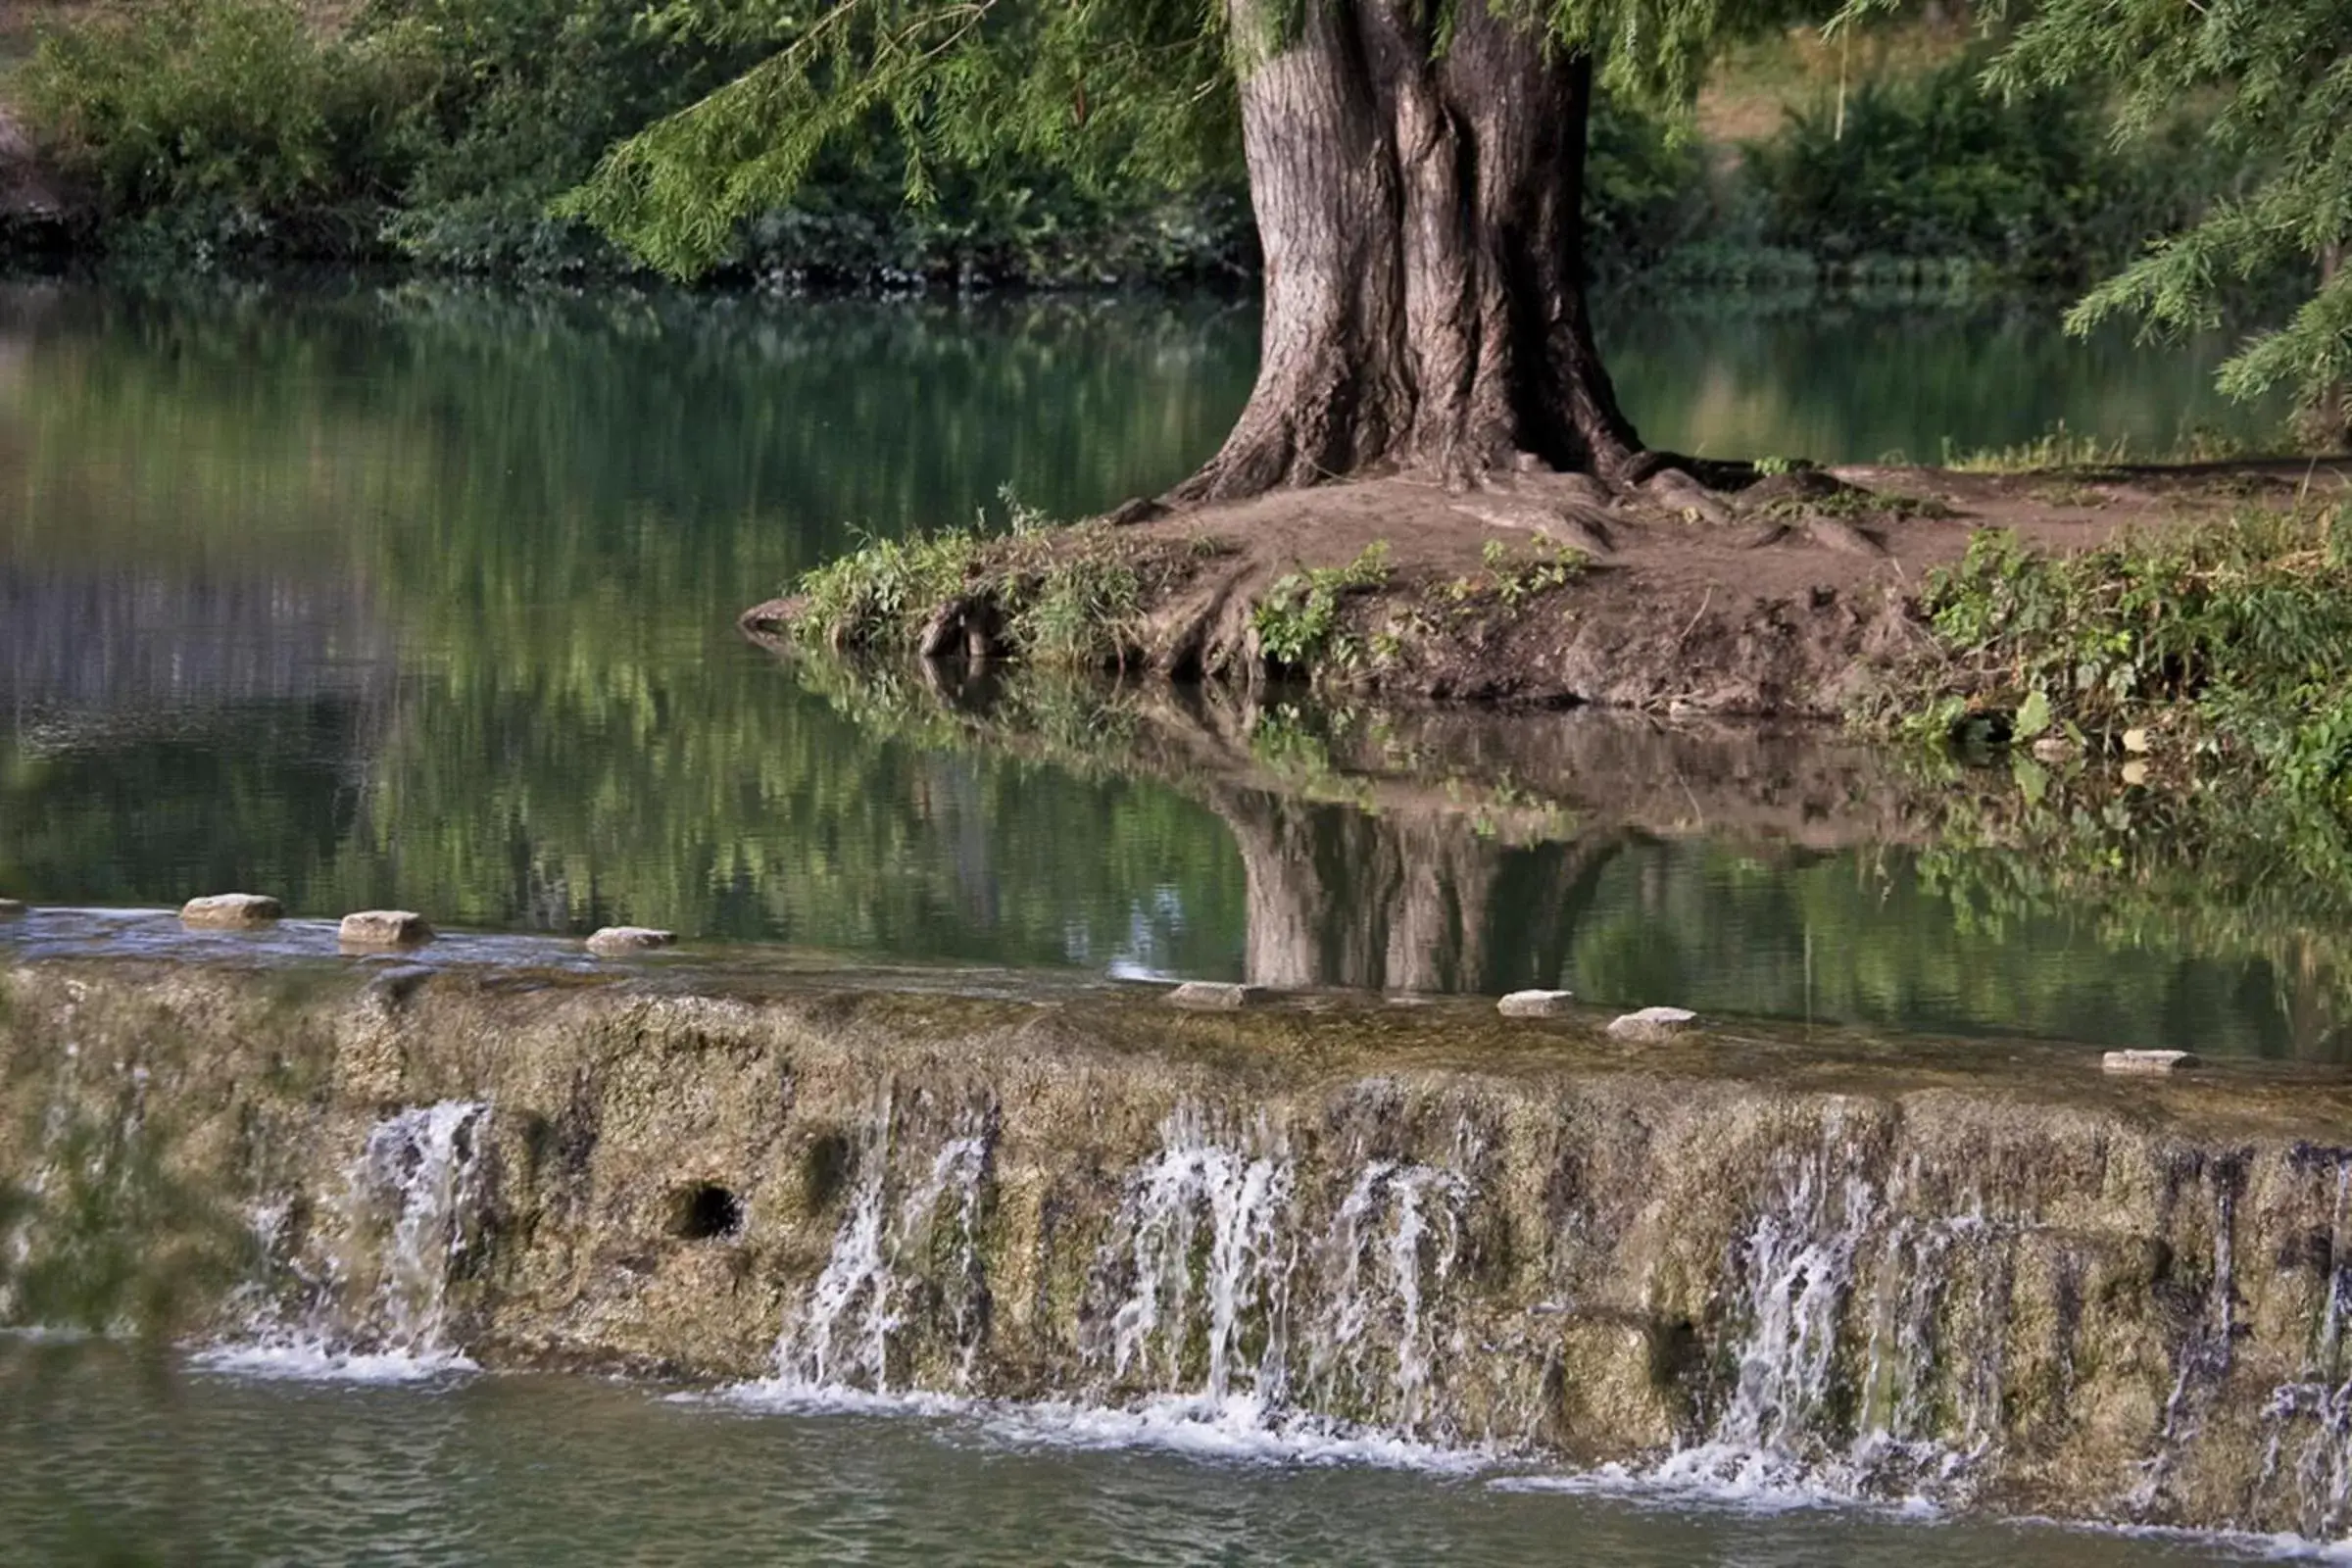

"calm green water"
[0,1351,2295,1566]
[0,280,2339,1057]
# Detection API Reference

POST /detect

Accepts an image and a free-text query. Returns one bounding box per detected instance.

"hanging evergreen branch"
[1841,0,2352,410]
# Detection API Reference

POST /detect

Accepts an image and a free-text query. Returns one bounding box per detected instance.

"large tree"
[567,0,2352,498]
[563,0,1777,500]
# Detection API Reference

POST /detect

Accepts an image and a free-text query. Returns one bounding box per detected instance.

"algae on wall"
[5,956,2352,1537]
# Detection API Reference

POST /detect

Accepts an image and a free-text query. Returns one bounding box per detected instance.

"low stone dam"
[7,953,2352,1542]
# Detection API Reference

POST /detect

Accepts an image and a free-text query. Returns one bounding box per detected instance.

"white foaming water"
[765,1096,992,1394]
[1309,1159,1468,1436]
[202,1101,490,1381]
[1648,1125,1993,1506]
[1102,1108,1295,1402]
[744,1101,1489,1464]
[2255,1154,2352,1538]
[710,1381,1486,1474]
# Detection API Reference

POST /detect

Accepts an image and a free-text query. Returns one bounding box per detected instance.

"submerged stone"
[586,926,677,957]
[339,910,434,949]
[2103,1049,2199,1075]
[1497,989,1575,1017]
[1607,1005,1697,1041]
[179,893,283,929]
[1167,981,1266,1010]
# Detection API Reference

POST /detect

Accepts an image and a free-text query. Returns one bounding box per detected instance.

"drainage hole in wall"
[672,1182,744,1241]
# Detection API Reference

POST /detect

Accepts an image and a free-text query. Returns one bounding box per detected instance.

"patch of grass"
[788,493,1195,668]
[1011,553,1144,667]
[1941,422,2133,473]
[1763,486,1952,521]
[1251,542,1394,676]
[1868,508,2352,808]
[796,527,988,654]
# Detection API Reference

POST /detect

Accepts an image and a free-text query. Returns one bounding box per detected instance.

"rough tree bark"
[1180,0,1646,501]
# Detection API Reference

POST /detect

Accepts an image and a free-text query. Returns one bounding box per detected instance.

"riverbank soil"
[743,462,2352,715]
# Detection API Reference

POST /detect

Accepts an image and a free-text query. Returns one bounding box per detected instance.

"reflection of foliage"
[1905,758,2352,1059]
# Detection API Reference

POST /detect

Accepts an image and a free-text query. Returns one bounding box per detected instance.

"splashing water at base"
[199,1101,491,1380]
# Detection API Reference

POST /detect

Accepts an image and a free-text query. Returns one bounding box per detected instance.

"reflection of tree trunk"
[1213,785,1627,992]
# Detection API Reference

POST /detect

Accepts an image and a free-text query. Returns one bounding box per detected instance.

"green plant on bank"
[1439,539,1592,612]
[788,499,1197,668]
[1940,421,2133,473]
[1941,419,2277,474]
[794,527,988,653]
[1251,543,1395,676]
[19,0,434,250]
[1876,508,2352,808]
[1747,49,2224,287]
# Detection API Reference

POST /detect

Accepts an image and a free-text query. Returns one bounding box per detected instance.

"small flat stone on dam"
[2103,1049,2200,1075]
[1167,982,1266,1010]
[339,910,434,949]
[1497,989,1575,1017]
[0,899,22,917]
[1608,1005,1698,1041]
[179,893,283,928]
[586,926,676,957]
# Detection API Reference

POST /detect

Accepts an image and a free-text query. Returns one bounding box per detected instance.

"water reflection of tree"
[1214,785,1626,994]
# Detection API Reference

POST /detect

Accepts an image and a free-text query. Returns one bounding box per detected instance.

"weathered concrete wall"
[4,956,2350,1538]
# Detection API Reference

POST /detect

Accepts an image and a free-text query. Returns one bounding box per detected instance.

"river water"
[2,279,2344,1562]
[0,282,2333,1056]
[0,1349,2306,1566]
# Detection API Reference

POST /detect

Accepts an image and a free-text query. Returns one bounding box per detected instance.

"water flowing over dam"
[6,952,2352,1543]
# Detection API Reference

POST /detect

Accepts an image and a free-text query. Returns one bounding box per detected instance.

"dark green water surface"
[1,280,2340,1057]
[0,1351,2297,1566]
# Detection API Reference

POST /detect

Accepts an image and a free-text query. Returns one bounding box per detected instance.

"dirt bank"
[745,461,2352,716]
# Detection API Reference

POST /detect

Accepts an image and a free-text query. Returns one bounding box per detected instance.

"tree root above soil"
[740,460,2352,719]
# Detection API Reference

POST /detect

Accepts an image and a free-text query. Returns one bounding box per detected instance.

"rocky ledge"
[4,956,2351,1540]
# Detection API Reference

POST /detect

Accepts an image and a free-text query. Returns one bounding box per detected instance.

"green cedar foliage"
[1842,0,2352,410]
[560,1,1813,280]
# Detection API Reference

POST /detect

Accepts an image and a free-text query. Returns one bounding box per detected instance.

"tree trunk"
[1180,0,1642,501]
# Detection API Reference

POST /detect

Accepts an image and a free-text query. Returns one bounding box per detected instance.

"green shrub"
[1252,543,1394,675]
[22,0,429,228]
[1886,510,2352,808]
[1746,53,2232,283]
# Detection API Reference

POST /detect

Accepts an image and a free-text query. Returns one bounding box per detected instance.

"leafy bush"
[21,0,429,237]
[1252,543,1394,674]
[1746,53,2230,283]
[1584,93,1707,277]
[1884,510,2352,807]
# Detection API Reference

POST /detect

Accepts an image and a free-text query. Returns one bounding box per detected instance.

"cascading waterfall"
[769,1100,1486,1449]
[1306,1160,1469,1436]
[770,1095,994,1394]
[1652,1121,2008,1502]
[214,1101,491,1374]
[1074,1107,1483,1446]
[1096,1107,1296,1408]
[2253,1147,2352,1537]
